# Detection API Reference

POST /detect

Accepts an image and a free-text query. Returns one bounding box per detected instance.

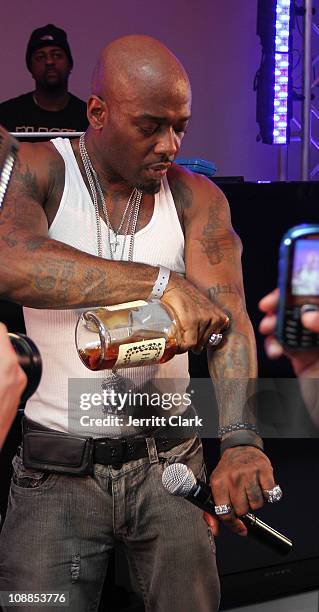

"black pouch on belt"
[23,429,95,475]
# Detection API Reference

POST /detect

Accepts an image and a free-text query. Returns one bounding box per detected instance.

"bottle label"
[106,300,148,312]
[115,337,165,368]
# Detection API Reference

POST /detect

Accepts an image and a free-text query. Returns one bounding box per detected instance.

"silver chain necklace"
[79,134,142,261]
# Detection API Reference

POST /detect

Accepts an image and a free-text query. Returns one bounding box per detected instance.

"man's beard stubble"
[135,180,161,195]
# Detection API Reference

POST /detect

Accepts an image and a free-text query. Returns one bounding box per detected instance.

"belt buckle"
[111,439,127,470]
[156,436,169,452]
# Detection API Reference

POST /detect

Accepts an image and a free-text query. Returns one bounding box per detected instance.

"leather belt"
[22,416,191,474]
[93,436,183,466]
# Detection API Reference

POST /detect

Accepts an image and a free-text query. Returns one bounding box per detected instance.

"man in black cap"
[0,24,88,136]
[0,25,88,365]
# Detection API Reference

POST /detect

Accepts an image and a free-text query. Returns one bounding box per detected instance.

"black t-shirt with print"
[0,91,88,138]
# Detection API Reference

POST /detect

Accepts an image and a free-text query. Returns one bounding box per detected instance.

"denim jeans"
[0,436,220,612]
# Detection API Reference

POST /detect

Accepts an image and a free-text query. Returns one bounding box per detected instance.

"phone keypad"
[283,307,319,348]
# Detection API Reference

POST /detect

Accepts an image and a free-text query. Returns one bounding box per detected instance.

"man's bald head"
[87,36,191,194]
[91,35,191,105]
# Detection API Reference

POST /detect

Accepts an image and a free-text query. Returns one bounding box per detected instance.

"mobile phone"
[276,224,319,349]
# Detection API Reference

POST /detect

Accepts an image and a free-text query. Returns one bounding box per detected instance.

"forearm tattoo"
[0,157,137,307]
[208,283,236,299]
[209,331,257,426]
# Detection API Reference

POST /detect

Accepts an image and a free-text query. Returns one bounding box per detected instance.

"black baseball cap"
[26,24,73,71]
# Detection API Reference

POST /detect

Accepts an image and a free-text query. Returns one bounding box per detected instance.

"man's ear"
[87,95,108,129]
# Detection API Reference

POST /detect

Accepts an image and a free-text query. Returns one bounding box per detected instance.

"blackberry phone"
[276,224,319,349]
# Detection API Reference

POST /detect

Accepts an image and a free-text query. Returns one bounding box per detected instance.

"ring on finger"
[208,332,223,347]
[214,503,232,516]
[263,484,283,503]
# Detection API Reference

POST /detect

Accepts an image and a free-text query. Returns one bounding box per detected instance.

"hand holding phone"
[276,224,319,350]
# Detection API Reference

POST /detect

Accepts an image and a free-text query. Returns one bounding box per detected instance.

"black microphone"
[162,463,293,556]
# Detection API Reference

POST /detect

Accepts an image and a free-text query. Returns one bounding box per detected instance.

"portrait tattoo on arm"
[199,206,236,266]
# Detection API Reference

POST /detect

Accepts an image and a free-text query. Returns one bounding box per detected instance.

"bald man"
[0,36,274,611]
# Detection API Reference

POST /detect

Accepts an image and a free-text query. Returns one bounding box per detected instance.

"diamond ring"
[263,484,283,503]
[208,333,223,347]
[214,503,232,516]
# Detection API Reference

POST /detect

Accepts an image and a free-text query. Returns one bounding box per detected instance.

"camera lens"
[8,333,42,404]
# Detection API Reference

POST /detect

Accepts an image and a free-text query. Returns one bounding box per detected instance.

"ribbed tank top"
[23,138,189,437]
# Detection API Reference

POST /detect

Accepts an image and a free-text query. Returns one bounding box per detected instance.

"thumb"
[203,512,219,536]
[300,305,319,333]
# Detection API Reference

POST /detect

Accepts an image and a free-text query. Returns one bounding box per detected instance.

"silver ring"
[214,503,232,516]
[208,332,223,347]
[263,484,283,503]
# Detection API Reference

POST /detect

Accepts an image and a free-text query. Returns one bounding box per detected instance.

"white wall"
[1,0,306,181]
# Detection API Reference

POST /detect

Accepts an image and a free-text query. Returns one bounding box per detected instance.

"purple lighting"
[273,0,292,143]
[256,0,294,144]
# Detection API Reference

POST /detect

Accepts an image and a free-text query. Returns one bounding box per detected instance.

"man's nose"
[153,128,179,158]
[45,54,55,65]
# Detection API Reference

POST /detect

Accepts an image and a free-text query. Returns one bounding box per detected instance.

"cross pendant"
[110,239,120,253]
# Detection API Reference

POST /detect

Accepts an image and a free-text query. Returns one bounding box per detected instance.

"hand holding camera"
[0,325,42,449]
[0,324,27,449]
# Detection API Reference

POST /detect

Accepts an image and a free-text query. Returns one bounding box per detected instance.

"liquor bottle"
[75,300,178,371]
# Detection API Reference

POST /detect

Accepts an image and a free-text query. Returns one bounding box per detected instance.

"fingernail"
[300,305,319,314]
[266,341,282,358]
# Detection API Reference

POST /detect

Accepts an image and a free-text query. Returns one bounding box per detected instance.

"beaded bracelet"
[217,421,259,439]
[148,266,171,300]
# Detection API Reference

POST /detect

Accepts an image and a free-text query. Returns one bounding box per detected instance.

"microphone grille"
[162,462,197,497]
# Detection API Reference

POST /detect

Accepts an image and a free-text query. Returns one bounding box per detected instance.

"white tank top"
[23,138,189,437]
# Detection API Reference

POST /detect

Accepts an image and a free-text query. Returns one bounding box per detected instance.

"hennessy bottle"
[75,300,178,371]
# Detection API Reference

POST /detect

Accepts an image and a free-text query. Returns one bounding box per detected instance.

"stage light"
[256,0,294,144]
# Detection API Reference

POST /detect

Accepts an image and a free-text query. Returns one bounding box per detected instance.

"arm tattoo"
[11,158,41,201]
[208,284,245,325]
[199,206,235,266]
[212,330,250,378]
[1,230,18,248]
[46,159,65,223]
[169,177,193,231]
[195,192,257,427]
[30,258,76,305]
[169,178,193,210]
[77,267,107,299]
[26,257,113,307]
[208,283,236,299]
[209,331,257,426]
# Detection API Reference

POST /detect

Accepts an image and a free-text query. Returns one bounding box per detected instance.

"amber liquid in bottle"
[79,331,178,371]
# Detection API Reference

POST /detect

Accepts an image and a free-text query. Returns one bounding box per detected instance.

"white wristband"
[149,266,171,299]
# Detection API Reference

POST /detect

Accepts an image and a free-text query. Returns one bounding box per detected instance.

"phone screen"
[291,239,319,296]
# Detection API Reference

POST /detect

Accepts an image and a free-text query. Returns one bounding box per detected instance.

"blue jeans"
[0,436,220,611]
